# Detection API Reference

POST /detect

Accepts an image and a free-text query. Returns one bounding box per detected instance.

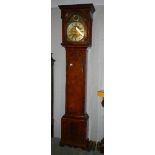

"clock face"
[67,22,85,42]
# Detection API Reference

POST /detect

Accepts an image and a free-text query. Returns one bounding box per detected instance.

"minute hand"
[76,27,84,37]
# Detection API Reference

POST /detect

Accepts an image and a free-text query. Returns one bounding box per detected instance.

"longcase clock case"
[59,4,95,149]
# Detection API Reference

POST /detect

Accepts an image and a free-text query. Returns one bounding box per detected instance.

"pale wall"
[51,5,104,141]
[51,0,104,8]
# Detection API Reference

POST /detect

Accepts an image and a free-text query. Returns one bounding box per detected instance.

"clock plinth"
[59,4,95,149]
[61,114,89,149]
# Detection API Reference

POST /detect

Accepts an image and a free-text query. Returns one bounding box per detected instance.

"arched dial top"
[67,21,85,42]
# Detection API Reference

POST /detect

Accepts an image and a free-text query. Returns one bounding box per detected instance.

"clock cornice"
[58,3,95,13]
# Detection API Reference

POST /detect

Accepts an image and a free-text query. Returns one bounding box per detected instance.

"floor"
[51,138,103,155]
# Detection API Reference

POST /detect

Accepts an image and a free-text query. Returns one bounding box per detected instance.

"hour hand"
[76,27,84,37]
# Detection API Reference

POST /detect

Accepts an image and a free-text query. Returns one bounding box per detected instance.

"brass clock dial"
[67,22,85,42]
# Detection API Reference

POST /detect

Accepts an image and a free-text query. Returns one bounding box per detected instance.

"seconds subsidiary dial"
[67,22,85,42]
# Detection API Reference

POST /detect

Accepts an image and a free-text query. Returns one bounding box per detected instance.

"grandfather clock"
[59,4,95,149]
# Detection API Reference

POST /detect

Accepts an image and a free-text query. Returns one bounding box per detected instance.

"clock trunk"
[61,47,89,148]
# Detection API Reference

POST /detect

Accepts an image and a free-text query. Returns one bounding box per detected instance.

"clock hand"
[76,27,84,37]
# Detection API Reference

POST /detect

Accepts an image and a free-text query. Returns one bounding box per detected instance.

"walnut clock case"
[59,4,95,149]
